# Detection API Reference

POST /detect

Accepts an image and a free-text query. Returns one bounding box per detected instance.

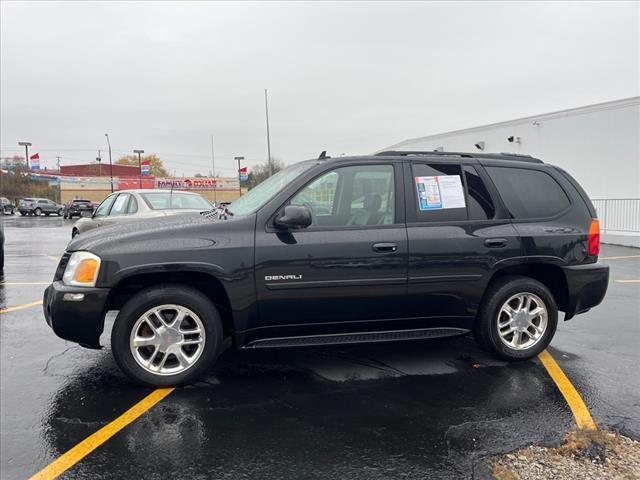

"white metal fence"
[592,199,640,233]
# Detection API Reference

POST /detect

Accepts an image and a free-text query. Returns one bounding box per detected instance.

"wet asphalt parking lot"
[1,215,639,480]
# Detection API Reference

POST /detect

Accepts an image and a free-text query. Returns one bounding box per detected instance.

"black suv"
[63,199,95,219]
[44,152,609,386]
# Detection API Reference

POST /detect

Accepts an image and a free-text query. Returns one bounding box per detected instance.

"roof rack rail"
[375,150,544,164]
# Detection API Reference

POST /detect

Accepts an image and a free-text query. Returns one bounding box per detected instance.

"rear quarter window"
[485,166,570,219]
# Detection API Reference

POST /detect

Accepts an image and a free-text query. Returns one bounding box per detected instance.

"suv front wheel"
[474,276,558,361]
[111,285,223,387]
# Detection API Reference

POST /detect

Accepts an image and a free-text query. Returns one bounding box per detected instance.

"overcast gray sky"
[1,1,638,176]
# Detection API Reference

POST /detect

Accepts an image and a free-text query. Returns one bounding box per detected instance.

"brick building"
[60,163,140,177]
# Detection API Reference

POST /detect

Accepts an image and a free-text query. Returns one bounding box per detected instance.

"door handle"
[484,238,508,248]
[372,242,398,253]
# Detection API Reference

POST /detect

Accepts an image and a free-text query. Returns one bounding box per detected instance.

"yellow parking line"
[616,279,640,284]
[0,282,50,286]
[0,300,43,314]
[29,388,175,480]
[538,349,596,431]
[599,255,640,260]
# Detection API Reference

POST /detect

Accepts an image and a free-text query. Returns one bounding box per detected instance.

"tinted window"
[411,163,467,222]
[291,164,395,227]
[94,194,117,217]
[464,166,495,220]
[485,167,570,219]
[110,194,131,216]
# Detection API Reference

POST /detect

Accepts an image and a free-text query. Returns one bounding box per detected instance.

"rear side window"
[486,167,570,219]
[411,163,467,222]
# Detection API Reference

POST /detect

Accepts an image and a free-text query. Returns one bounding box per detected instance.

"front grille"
[53,252,71,281]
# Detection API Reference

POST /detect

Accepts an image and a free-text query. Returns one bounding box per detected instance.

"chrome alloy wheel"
[130,305,206,376]
[496,293,548,351]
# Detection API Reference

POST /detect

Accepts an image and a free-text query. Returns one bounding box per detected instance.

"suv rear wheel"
[474,275,557,360]
[111,285,223,387]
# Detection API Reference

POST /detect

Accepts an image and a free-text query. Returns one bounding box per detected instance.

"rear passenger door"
[404,161,521,322]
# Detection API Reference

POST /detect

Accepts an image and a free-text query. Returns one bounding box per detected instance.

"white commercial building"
[381,97,640,247]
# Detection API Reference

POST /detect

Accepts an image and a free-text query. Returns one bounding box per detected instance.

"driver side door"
[254,162,409,335]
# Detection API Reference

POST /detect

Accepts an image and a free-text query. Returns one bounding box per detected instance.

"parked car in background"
[1,197,15,215]
[71,189,212,237]
[63,199,95,219]
[18,198,64,216]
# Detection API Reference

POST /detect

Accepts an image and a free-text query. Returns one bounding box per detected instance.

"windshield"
[227,162,315,216]
[141,192,212,210]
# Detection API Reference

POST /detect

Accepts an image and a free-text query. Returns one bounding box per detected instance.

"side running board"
[242,327,469,349]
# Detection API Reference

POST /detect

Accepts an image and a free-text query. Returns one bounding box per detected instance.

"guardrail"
[592,198,640,233]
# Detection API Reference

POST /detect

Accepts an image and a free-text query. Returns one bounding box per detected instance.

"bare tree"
[245,158,284,190]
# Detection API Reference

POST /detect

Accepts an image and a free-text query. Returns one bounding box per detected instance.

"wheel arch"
[105,270,235,336]
[483,262,570,314]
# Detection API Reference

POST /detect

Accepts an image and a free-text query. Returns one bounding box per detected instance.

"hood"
[67,211,237,255]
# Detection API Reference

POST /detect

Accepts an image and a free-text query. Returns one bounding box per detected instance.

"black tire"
[34,208,42,216]
[111,285,223,387]
[473,275,558,361]
[63,212,68,219]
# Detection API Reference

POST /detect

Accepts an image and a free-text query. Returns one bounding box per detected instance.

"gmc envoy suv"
[44,151,609,386]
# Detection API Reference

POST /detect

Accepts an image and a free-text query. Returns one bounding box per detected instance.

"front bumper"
[43,281,110,348]
[561,262,609,320]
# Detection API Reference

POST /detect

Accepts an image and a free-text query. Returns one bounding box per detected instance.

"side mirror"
[274,205,312,229]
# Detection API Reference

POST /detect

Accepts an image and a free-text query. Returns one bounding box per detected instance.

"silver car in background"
[71,189,212,237]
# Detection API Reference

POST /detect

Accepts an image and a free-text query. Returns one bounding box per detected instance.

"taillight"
[588,219,600,256]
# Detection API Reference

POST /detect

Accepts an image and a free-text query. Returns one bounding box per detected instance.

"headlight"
[63,252,101,287]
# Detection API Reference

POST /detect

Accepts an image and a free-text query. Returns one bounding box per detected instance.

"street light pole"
[18,141,32,169]
[210,135,217,203]
[134,149,144,189]
[105,134,113,192]
[264,89,272,176]
[235,156,244,197]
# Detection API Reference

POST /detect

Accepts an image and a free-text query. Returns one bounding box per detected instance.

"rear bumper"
[561,262,609,320]
[43,281,110,348]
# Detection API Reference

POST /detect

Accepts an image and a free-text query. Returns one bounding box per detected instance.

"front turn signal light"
[63,252,101,287]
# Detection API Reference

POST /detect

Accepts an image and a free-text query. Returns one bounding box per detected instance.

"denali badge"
[265,275,302,281]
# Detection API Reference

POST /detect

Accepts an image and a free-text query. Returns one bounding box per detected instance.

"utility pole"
[210,135,217,203]
[235,156,244,197]
[57,156,61,203]
[264,89,272,176]
[18,141,32,169]
[134,149,144,189]
[105,133,113,192]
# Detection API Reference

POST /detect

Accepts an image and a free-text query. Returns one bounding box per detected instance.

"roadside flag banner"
[141,161,151,176]
[239,166,248,182]
[30,153,40,170]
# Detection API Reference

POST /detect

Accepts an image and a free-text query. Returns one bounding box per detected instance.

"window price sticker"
[415,175,466,211]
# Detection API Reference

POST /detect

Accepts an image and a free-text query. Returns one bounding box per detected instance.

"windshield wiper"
[200,206,233,220]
